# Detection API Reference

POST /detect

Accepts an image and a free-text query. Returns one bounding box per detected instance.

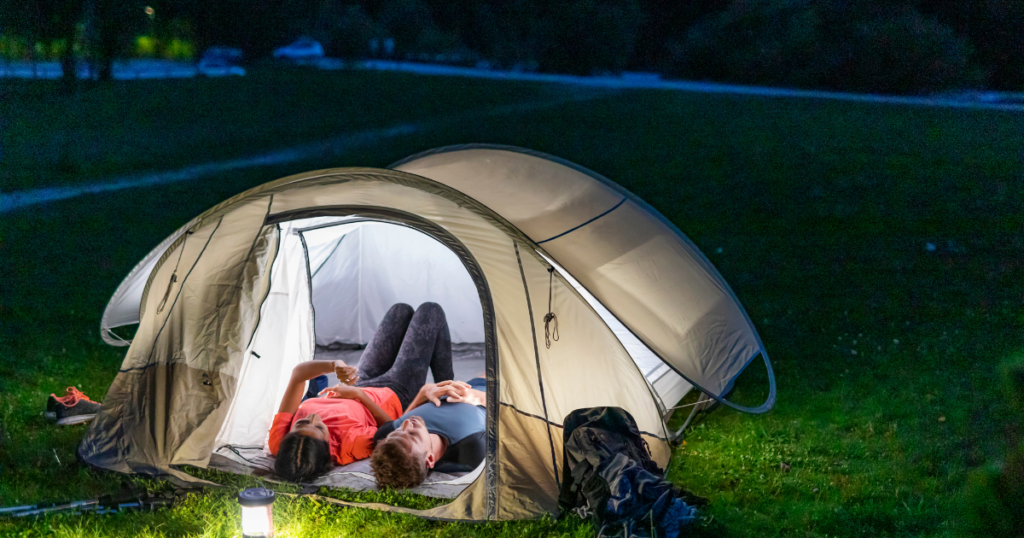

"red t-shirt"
[268,387,402,466]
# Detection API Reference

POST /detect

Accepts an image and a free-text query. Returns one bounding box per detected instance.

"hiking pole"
[1,500,99,517]
[0,505,35,514]
[0,493,177,518]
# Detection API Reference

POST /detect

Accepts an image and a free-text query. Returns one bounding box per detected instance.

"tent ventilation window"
[543,267,559,348]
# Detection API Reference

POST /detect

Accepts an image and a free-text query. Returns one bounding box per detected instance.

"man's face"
[385,416,433,467]
[290,412,329,442]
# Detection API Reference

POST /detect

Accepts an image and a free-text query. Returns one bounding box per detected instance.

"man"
[370,378,487,489]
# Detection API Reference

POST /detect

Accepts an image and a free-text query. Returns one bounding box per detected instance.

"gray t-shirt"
[373,378,486,472]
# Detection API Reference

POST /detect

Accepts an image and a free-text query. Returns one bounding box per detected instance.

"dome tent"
[81,145,775,521]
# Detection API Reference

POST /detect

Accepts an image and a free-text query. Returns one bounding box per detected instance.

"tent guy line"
[0,91,614,215]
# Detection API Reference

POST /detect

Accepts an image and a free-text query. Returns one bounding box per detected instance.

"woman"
[269,302,454,482]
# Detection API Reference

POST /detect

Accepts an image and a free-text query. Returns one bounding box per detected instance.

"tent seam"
[238,220,280,362]
[535,197,626,244]
[297,230,316,360]
[128,217,223,373]
[513,242,561,489]
[222,195,276,310]
[310,234,345,280]
[498,402,669,442]
[103,215,199,340]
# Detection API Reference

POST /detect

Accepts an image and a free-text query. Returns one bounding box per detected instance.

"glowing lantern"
[238,488,275,537]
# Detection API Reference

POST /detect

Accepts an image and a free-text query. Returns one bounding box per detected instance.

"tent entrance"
[300,219,486,385]
[211,213,492,500]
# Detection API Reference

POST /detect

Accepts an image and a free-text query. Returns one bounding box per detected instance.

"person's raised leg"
[362,302,453,409]
[356,303,414,382]
[426,304,454,383]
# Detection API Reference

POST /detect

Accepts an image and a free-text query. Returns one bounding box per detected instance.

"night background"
[0,0,1022,536]
[2,0,1024,92]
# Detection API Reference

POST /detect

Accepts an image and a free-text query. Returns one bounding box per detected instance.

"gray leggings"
[355,302,454,409]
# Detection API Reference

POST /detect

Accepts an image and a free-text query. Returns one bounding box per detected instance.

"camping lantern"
[238,488,275,537]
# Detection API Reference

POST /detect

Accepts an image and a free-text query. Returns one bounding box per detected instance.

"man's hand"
[447,385,486,407]
[422,381,486,407]
[319,384,363,400]
[334,361,358,386]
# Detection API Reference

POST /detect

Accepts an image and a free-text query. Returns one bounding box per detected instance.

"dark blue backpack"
[557,407,703,538]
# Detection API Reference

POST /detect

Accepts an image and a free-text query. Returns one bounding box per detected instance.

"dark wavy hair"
[274,431,332,483]
[370,437,427,489]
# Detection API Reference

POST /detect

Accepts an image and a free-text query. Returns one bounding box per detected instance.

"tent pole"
[670,393,708,444]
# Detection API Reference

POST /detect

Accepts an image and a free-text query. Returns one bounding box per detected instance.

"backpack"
[557,407,701,538]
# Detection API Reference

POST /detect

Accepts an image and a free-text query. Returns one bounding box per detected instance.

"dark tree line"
[2,0,140,82]
[1,0,1021,92]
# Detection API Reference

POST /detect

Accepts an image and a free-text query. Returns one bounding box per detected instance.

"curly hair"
[370,436,428,489]
[274,431,332,483]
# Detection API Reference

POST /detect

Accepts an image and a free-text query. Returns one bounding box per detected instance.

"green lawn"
[0,69,1021,537]
[0,65,563,191]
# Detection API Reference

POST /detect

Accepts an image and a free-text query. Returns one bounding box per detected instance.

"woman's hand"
[333,361,358,385]
[319,384,364,400]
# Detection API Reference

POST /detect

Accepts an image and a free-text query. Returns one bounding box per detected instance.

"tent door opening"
[302,219,486,386]
[210,214,490,500]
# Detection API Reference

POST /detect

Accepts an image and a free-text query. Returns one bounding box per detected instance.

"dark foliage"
[920,0,1024,91]
[0,0,1021,95]
[534,0,644,75]
[630,0,732,71]
[668,0,984,94]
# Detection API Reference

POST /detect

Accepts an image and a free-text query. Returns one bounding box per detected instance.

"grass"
[0,68,1022,536]
[0,65,561,191]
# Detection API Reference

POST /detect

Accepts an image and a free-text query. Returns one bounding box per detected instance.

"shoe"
[46,387,101,425]
[46,386,85,418]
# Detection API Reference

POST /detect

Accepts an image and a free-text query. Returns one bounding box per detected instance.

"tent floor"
[313,342,486,387]
[208,451,480,498]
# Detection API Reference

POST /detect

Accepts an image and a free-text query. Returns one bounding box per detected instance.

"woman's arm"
[357,390,393,426]
[276,360,348,415]
[320,385,393,426]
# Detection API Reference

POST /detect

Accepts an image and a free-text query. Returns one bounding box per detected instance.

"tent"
[81,145,775,521]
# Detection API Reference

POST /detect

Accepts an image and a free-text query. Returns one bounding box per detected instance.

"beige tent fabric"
[83,158,770,521]
[82,197,276,469]
[542,199,759,399]
[100,148,770,410]
[522,253,667,436]
[392,146,768,405]
[391,149,624,241]
[496,406,562,517]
